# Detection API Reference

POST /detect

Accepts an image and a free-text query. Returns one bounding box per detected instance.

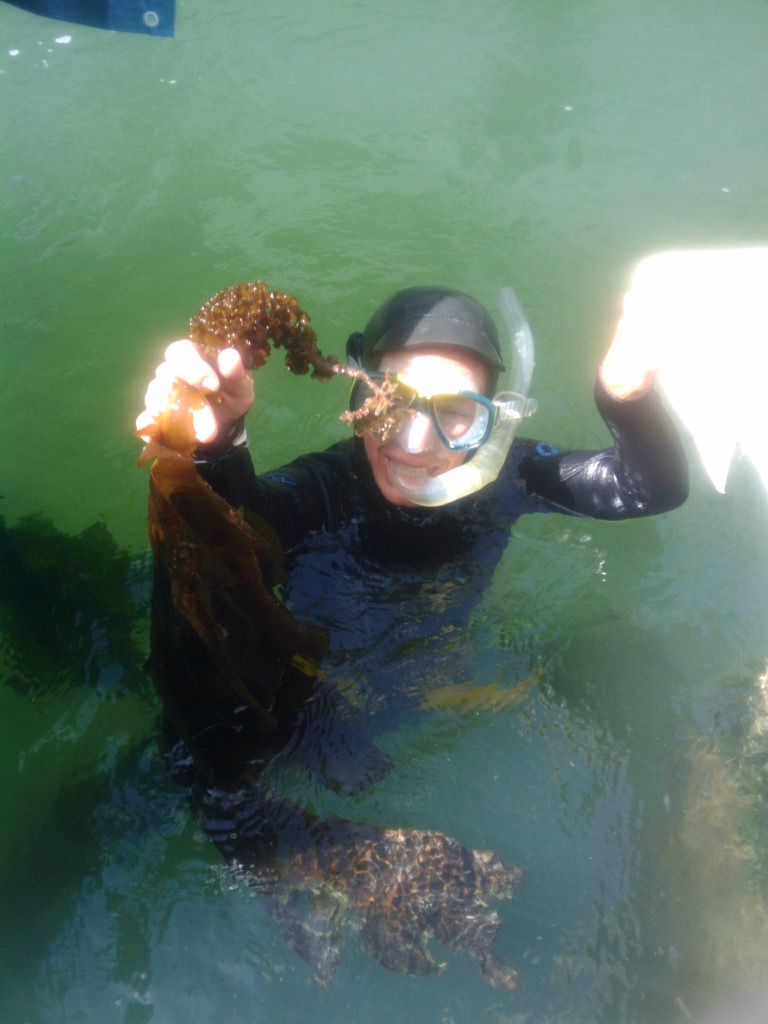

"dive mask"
[349,373,497,453]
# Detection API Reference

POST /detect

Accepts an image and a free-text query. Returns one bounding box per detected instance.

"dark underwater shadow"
[0,736,188,1024]
[0,512,151,698]
[0,511,161,1020]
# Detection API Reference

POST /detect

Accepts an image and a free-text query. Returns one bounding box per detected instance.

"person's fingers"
[135,408,154,436]
[144,374,174,416]
[164,339,220,392]
[214,347,254,418]
[599,314,657,400]
[139,341,254,447]
[216,346,245,381]
[190,403,218,443]
[142,340,220,418]
[138,387,218,443]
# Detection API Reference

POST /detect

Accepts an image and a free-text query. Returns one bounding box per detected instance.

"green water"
[2,0,768,1021]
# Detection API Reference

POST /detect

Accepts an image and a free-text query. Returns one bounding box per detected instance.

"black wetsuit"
[189,379,687,788]
[198,380,688,557]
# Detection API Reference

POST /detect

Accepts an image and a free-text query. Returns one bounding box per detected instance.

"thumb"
[216,347,246,382]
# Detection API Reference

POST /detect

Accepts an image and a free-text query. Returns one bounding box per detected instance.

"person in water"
[136,286,690,986]
[137,285,688,550]
[138,285,688,784]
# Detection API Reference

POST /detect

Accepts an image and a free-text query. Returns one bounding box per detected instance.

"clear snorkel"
[387,287,537,506]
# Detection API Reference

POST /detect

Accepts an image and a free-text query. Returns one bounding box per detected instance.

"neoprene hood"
[353,287,506,393]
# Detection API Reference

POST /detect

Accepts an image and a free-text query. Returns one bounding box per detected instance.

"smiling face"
[362,348,489,506]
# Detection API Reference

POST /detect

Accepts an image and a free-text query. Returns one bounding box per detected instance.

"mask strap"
[345,332,364,368]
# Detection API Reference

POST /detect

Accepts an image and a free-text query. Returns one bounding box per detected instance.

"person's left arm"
[517,314,689,519]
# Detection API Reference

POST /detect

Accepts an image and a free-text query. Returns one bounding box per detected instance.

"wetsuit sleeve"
[194,440,356,550]
[517,378,689,519]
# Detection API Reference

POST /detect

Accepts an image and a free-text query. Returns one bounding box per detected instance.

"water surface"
[2,1,768,1021]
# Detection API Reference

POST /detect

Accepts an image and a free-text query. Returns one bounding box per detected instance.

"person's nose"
[399,410,439,454]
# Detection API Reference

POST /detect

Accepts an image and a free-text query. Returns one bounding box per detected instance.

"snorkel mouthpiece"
[389,287,537,506]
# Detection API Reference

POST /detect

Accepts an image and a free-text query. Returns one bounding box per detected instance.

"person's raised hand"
[136,339,254,448]
[599,300,659,401]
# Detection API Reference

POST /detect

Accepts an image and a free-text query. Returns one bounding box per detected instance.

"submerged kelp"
[137,281,402,778]
[147,454,328,781]
[139,281,522,987]
[139,284,340,777]
[268,823,520,989]
[657,671,768,1012]
[0,512,147,695]
[200,784,522,989]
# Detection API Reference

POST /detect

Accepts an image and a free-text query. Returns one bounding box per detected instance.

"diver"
[137,285,688,790]
[137,284,688,547]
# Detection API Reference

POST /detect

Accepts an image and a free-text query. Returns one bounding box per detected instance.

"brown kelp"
[202,784,522,990]
[139,283,339,780]
[139,281,522,987]
[137,281,401,467]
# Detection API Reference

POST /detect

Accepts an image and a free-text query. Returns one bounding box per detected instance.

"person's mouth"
[385,455,440,487]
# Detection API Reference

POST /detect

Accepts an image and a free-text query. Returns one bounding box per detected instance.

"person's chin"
[375,474,417,506]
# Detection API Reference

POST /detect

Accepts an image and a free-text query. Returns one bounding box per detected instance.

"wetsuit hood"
[351,287,505,394]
